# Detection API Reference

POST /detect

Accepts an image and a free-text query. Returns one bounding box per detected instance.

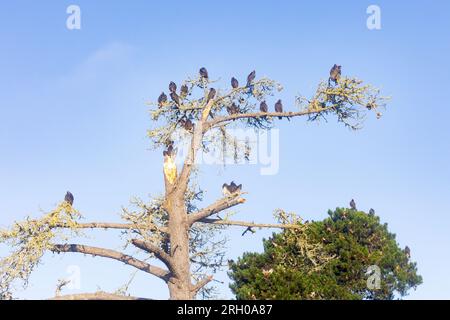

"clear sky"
[0,0,449,299]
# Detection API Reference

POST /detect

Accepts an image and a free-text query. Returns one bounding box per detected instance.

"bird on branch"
[222,181,243,196]
[369,208,375,216]
[404,246,411,259]
[246,70,256,87]
[64,191,74,206]
[158,92,167,107]
[169,81,177,93]
[350,199,357,210]
[207,88,216,103]
[231,77,239,89]
[199,67,209,80]
[170,92,180,106]
[275,99,283,119]
[180,84,188,99]
[329,64,342,86]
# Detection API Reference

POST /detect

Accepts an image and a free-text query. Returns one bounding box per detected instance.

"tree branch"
[188,195,246,226]
[131,239,174,271]
[205,107,335,131]
[51,244,171,281]
[53,222,167,233]
[49,291,151,300]
[197,218,303,229]
[191,275,214,295]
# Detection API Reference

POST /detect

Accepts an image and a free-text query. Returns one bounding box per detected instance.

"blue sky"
[0,0,449,299]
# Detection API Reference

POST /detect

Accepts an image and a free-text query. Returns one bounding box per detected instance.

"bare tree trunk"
[165,182,193,300]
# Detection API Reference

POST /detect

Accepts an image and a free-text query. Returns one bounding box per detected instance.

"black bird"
[350,199,357,210]
[230,181,242,194]
[169,81,177,93]
[207,88,216,103]
[170,92,180,105]
[260,101,268,113]
[231,77,239,89]
[246,70,256,87]
[222,183,232,196]
[158,92,167,107]
[184,118,194,131]
[405,246,411,259]
[180,84,188,98]
[64,191,74,206]
[227,103,239,116]
[329,64,342,85]
[242,226,255,236]
[275,99,283,119]
[369,208,375,215]
[199,67,209,79]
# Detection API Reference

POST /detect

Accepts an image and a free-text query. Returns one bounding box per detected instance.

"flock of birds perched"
[156,64,344,130]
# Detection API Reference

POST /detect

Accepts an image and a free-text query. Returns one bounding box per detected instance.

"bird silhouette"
[169,81,177,93]
[199,67,209,79]
[405,246,411,259]
[329,64,342,85]
[247,70,256,87]
[180,84,188,98]
[64,191,74,206]
[242,226,255,236]
[158,92,167,107]
[260,101,268,113]
[170,92,180,106]
[369,208,375,215]
[350,199,357,210]
[231,77,239,89]
[207,88,216,103]
[275,100,283,119]
[183,118,194,131]
[222,183,232,196]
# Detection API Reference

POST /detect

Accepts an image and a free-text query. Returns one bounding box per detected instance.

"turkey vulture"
[199,67,209,79]
[169,81,177,93]
[170,92,180,105]
[260,101,268,113]
[207,88,216,103]
[64,191,74,206]
[350,199,357,210]
[180,84,188,98]
[369,208,375,215]
[222,183,232,196]
[230,181,242,193]
[329,64,342,85]
[275,100,283,119]
[158,92,167,107]
[184,118,194,131]
[405,246,411,259]
[231,77,239,89]
[246,70,256,87]
[227,103,239,117]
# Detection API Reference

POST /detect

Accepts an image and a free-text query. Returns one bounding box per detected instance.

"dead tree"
[0,67,388,300]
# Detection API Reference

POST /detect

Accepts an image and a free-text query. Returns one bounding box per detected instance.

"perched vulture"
[405,246,411,259]
[64,191,74,206]
[180,84,188,98]
[231,77,239,89]
[169,81,177,93]
[350,199,357,210]
[170,92,180,105]
[260,101,268,113]
[199,67,209,79]
[329,64,342,85]
[183,118,194,131]
[369,208,375,215]
[222,181,242,196]
[275,100,283,119]
[158,92,167,107]
[227,103,239,117]
[246,70,256,87]
[207,88,216,103]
